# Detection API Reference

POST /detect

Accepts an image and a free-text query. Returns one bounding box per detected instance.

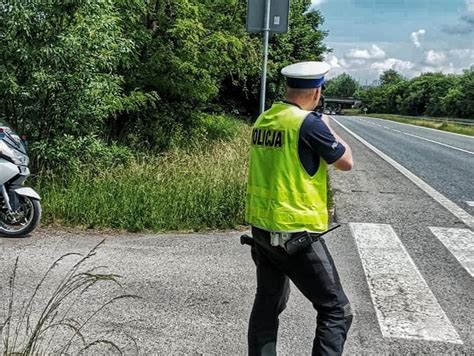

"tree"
[397,73,457,116]
[0,1,149,141]
[357,86,387,113]
[324,73,360,98]
[380,69,404,86]
[441,87,463,117]
[358,69,473,119]
[458,68,474,118]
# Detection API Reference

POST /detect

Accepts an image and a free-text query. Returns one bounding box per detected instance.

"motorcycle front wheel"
[0,196,41,237]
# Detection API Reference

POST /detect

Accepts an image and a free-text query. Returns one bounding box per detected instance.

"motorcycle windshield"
[0,120,26,154]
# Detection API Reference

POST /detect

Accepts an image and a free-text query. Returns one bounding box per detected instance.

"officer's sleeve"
[301,113,346,164]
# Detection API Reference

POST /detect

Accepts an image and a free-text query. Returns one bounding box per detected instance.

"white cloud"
[345,44,386,60]
[371,58,415,73]
[311,0,326,6]
[339,58,349,67]
[419,62,463,75]
[324,55,345,79]
[449,49,474,59]
[326,39,472,81]
[347,59,367,66]
[326,54,341,68]
[467,0,474,12]
[411,29,426,48]
[425,50,447,65]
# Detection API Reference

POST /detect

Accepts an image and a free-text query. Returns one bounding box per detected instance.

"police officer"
[245,61,354,356]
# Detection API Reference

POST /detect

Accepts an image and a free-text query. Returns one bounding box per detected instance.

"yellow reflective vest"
[245,102,328,233]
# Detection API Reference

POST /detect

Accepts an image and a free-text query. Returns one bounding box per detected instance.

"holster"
[284,231,320,256]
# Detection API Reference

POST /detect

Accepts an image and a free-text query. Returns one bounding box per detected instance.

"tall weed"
[1,241,139,355]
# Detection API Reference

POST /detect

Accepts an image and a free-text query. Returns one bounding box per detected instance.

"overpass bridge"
[324,97,362,114]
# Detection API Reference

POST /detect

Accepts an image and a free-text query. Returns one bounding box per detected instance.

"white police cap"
[281,61,330,89]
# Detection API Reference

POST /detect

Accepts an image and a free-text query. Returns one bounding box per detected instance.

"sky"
[310,0,474,83]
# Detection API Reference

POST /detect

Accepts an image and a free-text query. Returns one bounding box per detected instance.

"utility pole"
[260,0,271,114]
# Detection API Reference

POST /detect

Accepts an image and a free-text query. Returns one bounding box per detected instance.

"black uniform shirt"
[283,101,346,176]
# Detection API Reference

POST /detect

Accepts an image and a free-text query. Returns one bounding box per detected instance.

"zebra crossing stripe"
[429,227,474,277]
[350,223,463,344]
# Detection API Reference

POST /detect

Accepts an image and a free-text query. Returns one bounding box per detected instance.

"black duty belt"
[240,225,341,256]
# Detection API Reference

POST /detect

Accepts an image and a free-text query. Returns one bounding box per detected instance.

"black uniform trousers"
[248,226,353,356]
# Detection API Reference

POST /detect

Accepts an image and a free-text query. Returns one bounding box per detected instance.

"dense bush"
[30,135,134,175]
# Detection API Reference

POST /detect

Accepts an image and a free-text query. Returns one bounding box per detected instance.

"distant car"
[324,110,330,114]
[331,111,336,115]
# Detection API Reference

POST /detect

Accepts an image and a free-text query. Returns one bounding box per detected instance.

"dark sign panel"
[247,0,290,33]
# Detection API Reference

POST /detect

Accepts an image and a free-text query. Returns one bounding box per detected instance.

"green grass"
[340,109,360,116]
[35,119,251,232]
[363,113,474,136]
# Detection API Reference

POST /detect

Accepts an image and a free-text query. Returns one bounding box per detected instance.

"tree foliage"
[324,73,360,98]
[379,69,404,86]
[0,0,328,155]
[358,68,474,119]
[0,1,148,141]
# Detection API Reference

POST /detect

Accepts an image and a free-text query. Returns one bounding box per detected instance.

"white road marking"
[350,223,463,344]
[331,117,474,230]
[360,115,474,139]
[429,227,474,277]
[466,201,474,207]
[350,117,473,154]
[401,132,474,155]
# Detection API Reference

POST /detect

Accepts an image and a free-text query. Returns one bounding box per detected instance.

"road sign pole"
[259,0,271,114]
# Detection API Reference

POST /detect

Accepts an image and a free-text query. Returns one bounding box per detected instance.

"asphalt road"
[0,116,473,355]
[332,115,474,214]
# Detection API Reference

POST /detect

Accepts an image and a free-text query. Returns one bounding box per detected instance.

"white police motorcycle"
[0,120,41,237]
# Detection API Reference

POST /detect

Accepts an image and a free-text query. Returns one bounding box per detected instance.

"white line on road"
[331,117,474,230]
[429,227,474,277]
[350,223,463,344]
[402,132,474,155]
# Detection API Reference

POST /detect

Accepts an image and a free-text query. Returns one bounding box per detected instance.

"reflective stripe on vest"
[245,102,328,233]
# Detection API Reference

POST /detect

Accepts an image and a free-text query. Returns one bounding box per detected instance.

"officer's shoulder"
[301,112,331,137]
[303,111,323,125]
